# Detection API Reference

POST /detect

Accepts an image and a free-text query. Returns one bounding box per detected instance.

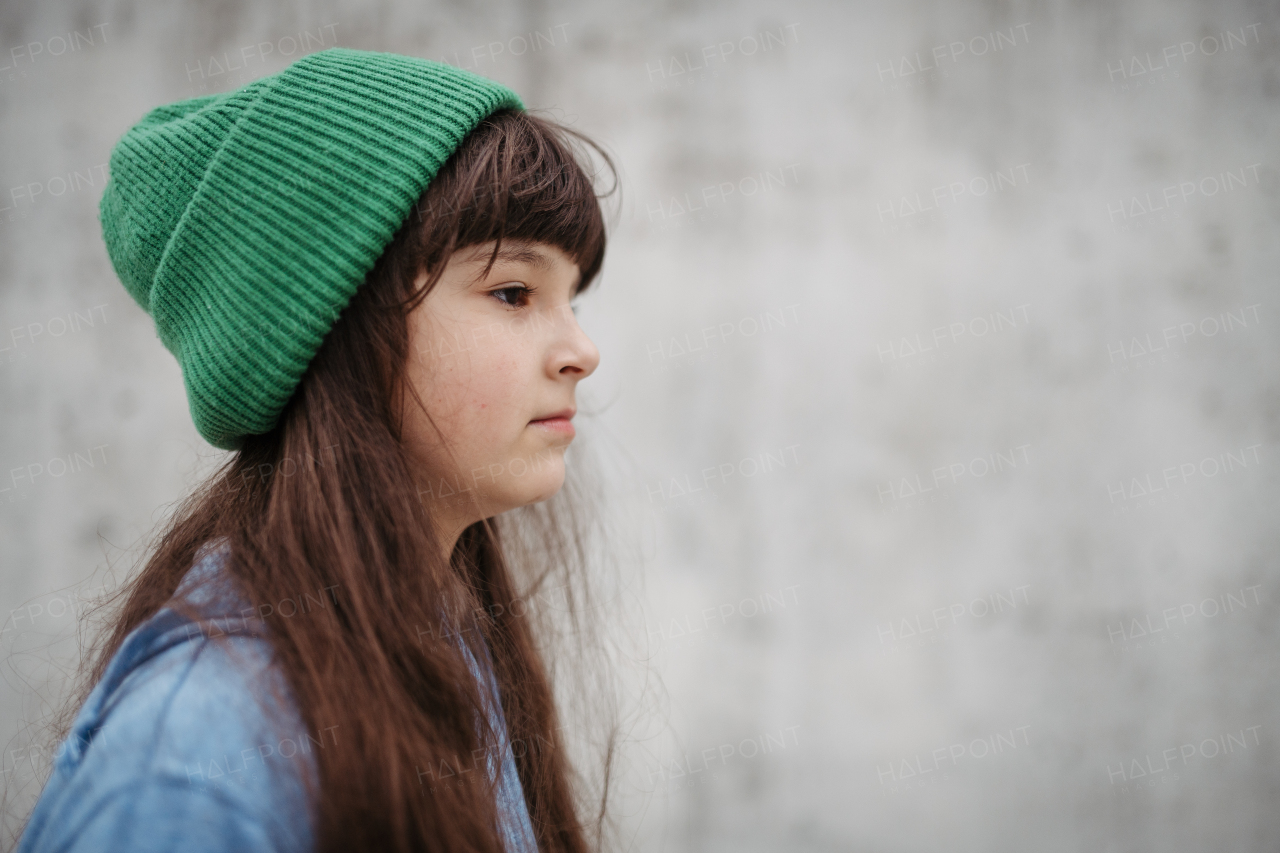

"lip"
[529,407,576,437]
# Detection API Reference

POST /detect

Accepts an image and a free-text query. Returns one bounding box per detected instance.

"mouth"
[529,407,576,437]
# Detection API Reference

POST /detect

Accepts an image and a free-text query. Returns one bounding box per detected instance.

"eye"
[489,284,535,308]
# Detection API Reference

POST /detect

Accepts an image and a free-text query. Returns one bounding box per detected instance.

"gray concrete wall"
[2,0,1278,849]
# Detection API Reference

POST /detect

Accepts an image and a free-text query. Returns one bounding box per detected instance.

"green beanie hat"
[100,47,524,450]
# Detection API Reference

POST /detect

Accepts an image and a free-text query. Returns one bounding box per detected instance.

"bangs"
[409,108,615,296]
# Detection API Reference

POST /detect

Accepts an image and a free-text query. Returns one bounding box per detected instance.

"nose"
[548,306,600,379]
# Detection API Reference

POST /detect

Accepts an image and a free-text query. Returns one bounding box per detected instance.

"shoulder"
[18,539,320,853]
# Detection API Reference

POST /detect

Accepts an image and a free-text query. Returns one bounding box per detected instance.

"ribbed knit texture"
[100,48,524,449]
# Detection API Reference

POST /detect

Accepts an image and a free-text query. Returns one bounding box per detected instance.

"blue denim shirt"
[16,539,538,853]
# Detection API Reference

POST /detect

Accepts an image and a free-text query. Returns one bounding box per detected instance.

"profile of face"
[401,239,600,546]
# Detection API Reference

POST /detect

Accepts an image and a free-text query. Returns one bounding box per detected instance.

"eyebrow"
[461,242,583,292]
[461,243,555,276]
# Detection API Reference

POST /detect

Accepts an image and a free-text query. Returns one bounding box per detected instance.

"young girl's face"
[402,239,599,536]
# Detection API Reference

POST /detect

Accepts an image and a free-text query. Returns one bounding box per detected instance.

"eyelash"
[489,284,537,308]
[488,284,580,315]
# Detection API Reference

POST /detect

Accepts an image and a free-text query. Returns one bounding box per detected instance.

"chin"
[515,468,567,507]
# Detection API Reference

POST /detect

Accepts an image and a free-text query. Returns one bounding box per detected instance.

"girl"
[15,47,618,853]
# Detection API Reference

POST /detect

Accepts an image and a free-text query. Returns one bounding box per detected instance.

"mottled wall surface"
[2,0,1278,850]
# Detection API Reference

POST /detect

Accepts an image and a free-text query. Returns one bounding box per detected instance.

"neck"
[430,495,485,568]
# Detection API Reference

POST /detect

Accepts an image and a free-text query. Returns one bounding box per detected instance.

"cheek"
[414,344,529,451]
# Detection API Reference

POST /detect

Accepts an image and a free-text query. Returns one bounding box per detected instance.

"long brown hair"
[62,108,620,852]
